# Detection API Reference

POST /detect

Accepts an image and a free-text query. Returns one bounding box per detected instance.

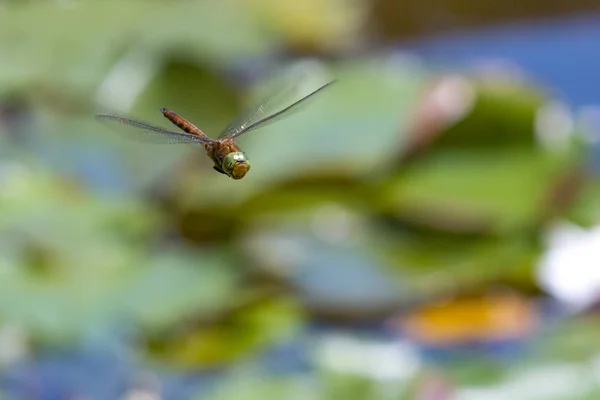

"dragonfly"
[96,77,335,180]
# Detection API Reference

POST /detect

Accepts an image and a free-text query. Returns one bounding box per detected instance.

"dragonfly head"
[223,152,251,180]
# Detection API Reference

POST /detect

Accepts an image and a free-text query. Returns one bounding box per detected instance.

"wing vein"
[218,77,336,140]
[96,114,212,145]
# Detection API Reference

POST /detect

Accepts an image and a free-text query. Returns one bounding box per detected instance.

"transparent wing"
[218,77,336,140]
[96,114,213,145]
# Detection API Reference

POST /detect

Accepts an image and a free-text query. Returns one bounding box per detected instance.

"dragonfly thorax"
[222,151,251,180]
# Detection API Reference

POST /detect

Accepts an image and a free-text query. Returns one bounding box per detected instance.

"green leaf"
[380,148,582,235]
[124,250,240,332]
[428,78,546,149]
[379,231,539,296]
[0,161,242,344]
[144,294,304,369]
[0,0,277,96]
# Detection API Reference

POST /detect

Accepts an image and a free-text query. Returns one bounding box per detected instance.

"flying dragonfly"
[96,77,335,180]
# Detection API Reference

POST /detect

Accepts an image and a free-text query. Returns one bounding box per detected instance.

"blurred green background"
[2,0,600,399]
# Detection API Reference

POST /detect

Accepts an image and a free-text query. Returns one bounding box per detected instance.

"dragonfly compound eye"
[223,152,250,180]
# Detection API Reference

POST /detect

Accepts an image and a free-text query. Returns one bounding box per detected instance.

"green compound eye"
[222,152,251,180]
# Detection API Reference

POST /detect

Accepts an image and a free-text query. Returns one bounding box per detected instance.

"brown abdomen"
[161,108,208,139]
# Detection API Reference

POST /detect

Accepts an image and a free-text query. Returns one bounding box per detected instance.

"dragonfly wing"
[96,114,213,145]
[218,75,336,140]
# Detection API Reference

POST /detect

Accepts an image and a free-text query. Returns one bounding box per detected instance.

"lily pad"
[0,161,241,345]
[425,77,547,150]
[144,294,304,369]
[380,148,582,235]
[0,1,278,98]
[123,250,241,333]
[378,229,540,296]
[239,205,407,319]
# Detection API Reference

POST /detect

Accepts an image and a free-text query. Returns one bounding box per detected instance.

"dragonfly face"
[222,151,250,180]
[95,75,335,180]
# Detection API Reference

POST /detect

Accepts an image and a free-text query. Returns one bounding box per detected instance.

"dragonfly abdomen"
[160,107,209,140]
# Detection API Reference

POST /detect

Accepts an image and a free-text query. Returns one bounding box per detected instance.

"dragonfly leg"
[213,166,227,175]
